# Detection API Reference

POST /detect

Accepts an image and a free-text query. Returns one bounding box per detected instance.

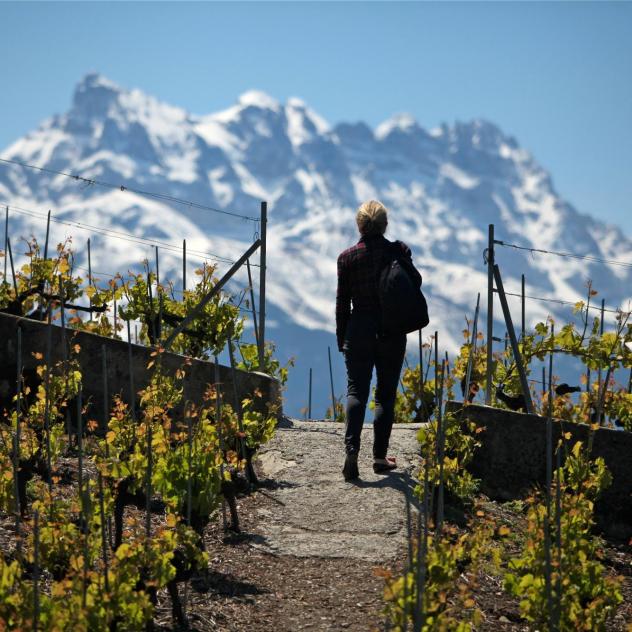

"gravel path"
[252,418,423,562]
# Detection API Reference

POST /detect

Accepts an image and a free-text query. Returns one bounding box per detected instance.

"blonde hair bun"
[356,200,388,236]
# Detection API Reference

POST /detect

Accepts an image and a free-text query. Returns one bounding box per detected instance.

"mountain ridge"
[1,73,630,415]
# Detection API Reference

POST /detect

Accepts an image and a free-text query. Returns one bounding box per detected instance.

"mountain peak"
[76,72,121,93]
[71,72,123,124]
[237,90,281,111]
[454,118,517,150]
[375,113,419,140]
[285,97,330,142]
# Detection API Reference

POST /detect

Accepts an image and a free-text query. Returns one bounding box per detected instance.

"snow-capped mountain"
[1,73,631,416]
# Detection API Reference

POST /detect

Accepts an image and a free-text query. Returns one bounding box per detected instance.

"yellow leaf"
[463,598,476,608]
[165,514,178,528]
[497,525,511,537]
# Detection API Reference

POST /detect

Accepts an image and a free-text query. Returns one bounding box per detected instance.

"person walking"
[336,200,421,481]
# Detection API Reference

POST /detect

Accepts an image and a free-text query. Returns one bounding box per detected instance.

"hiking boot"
[342,453,359,481]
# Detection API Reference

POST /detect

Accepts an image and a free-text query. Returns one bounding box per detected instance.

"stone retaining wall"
[445,401,632,539]
[0,312,281,423]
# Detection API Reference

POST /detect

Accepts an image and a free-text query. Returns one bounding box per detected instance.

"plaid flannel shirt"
[336,234,412,351]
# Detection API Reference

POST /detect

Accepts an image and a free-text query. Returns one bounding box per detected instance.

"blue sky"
[1,1,631,234]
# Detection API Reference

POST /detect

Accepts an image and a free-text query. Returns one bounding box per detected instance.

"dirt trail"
[253,419,423,562]
[186,419,423,632]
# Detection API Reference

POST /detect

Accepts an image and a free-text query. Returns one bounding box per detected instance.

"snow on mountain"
[1,73,631,416]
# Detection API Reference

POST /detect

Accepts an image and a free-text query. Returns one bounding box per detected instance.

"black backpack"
[376,241,429,336]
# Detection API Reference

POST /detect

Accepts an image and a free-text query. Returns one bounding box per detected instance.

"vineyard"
[1,194,632,632]
[0,224,289,630]
[379,227,632,631]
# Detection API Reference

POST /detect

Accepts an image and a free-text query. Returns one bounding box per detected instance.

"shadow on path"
[348,470,422,512]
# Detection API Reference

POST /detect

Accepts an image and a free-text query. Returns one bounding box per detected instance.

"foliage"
[241,394,278,449]
[119,262,243,357]
[504,441,623,630]
[453,284,631,429]
[153,411,225,519]
[0,237,82,315]
[368,367,438,424]
[0,239,257,364]
[382,520,497,631]
[454,326,489,396]
[0,229,289,630]
[326,395,346,423]
[236,341,294,386]
[416,411,481,506]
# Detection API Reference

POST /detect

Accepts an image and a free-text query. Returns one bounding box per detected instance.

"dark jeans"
[342,311,407,459]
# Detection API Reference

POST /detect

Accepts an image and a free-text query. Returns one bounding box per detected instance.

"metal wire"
[0,157,259,222]
[501,289,629,316]
[3,202,259,268]
[495,239,632,269]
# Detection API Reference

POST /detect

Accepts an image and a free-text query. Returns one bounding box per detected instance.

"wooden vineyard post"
[126,321,136,422]
[59,275,72,441]
[418,329,426,421]
[3,205,7,279]
[101,346,109,453]
[402,474,413,629]
[436,359,446,538]
[44,311,53,507]
[43,209,51,261]
[463,293,481,405]
[227,334,247,467]
[417,446,430,629]
[186,400,193,528]
[521,273,526,340]
[544,327,554,628]
[14,327,22,558]
[154,245,160,286]
[147,266,157,344]
[258,201,267,370]
[214,356,228,531]
[39,210,51,320]
[308,368,312,420]
[33,509,40,630]
[328,346,336,420]
[493,264,534,414]
[596,299,605,424]
[98,471,109,592]
[182,239,187,292]
[145,420,152,541]
[485,224,494,405]
[77,386,84,512]
[155,246,162,344]
[88,238,93,321]
[7,238,17,295]
[246,258,260,350]
[554,438,562,629]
